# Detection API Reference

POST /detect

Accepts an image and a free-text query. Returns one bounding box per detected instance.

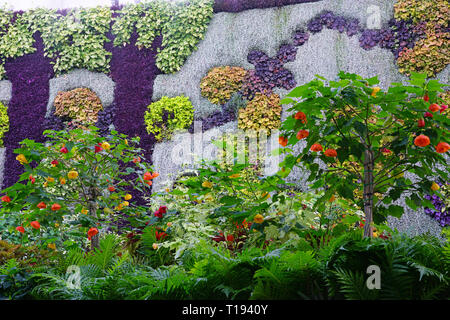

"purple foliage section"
[96,103,116,136]
[108,32,162,205]
[3,33,54,188]
[292,29,310,46]
[307,11,361,37]
[213,0,322,13]
[424,182,449,227]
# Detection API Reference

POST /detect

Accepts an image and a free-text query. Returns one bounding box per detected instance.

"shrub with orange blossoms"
[278,72,449,238]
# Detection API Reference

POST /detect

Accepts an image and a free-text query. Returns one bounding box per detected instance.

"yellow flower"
[81,208,88,215]
[152,243,158,250]
[54,223,60,228]
[261,192,270,199]
[431,182,440,191]
[202,181,213,188]
[115,203,124,211]
[204,193,214,202]
[371,87,381,97]
[254,214,264,224]
[122,201,129,207]
[167,222,172,227]
[16,154,28,164]
[373,232,379,238]
[46,177,55,183]
[59,177,66,185]
[229,174,240,179]
[124,139,128,146]
[124,194,132,200]
[47,243,56,250]
[43,181,48,188]
[101,141,111,151]
[165,188,170,193]
[67,170,78,179]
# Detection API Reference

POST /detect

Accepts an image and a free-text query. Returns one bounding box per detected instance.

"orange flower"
[310,143,323,152]
[16,154,28,164]
[37,202,47,209]
[371,87,381,97]
[435,142,450,153]
[414,134,430,147]
[151,172,159,179]
[16,226,25,233]
[429,103,440,113]
[253,214,264,224]
[278,136,288,147]
[296,130,309,140]
[294,111,307,123]
[108,185,115,192]
[87,227,99,240]
[30,221,40,230]
[324,149,337,157]
[1,195,11,203]
[59,177,66,185]
[143,172,153,181]
[133,157,141,163]
[51,203,61,211]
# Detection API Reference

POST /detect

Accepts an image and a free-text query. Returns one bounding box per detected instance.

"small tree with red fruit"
[0,127,157,249]
[278,72,449,237]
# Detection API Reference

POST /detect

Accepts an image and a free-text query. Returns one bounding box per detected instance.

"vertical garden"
[0,0,449,301]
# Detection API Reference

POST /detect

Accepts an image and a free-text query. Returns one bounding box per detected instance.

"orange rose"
[278,136,288,147]
[324,149,337,157]
[436,142,450,153]
[296,130,309,140]
[310,143,323,152]
[30,221,40,229]
[414,134,430,147]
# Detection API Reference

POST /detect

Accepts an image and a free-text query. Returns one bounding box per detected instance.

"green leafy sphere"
[145,96,194,141]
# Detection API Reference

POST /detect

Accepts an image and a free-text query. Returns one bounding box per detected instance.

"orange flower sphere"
[414,134,430,147]
[436,142,450,153]
[37,202,47,209]
[51,203,62,211]
[429,103,440,112]
[30,221,40,230]
[310,143,323,152]
[324,149,338,157]
[278,136,288,147]
[296,130,309,140]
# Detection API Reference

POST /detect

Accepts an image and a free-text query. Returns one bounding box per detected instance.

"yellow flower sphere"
[254,214,264,224]
[16,154,28,164]
[124,194,132,201]
[101,141,111,151]
[67,171,78,179]
[431,182,440,191]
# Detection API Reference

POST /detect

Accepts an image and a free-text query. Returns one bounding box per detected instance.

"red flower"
[418,119,425,127]
[133,157,141,163]
[158,206,167,214]
[29,175,35,184]
[108,185,115,192]
[423,95,429,102]
[51,160,59,166]
[278,136,288,147]
[310,143,323,152]
[324,149,337,157]
[16,226,25,233]
[51,203,61,211]
[381,148,392,155]
[155,230,167,241]
[296,130,309,140]
[429,103,440,112]
[94,145,103,153]
[30,221,40,230]
[154,210,163,219]
[294,111,307,123]
[436,142,450,154]
[37,202,47,209]
[440,105,448,114]
[87,227,99,240]
[143,172,153,181]
[1,195,11,203]
[60,147,68,154]
[226,234,234,242]
[424,112,433,118]
[414,134,430,147]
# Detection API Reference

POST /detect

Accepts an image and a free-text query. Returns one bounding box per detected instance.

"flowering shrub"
[144,96,194,141]
[200,66,247,105]
[279,72,449,237]
[424,181,450,227]
[0,127,154,249]
[53,88,103,126]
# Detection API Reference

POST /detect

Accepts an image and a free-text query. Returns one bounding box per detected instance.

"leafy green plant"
[53,87,103,126]
[144,96,194,141]
[0,259,34,300]
[278,72,449,237]
[200,66,248,105]
[0,101,9,147]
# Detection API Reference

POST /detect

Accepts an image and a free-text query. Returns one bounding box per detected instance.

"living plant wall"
[0,0,448,209]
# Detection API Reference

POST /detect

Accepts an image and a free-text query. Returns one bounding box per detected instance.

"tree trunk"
[88,200,99,250]
[363,148,374,238]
